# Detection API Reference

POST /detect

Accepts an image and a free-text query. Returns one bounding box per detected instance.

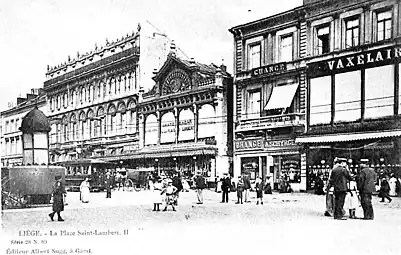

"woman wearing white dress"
[79,178,90,203]
[389,175,397,197]
[345,178,359,219]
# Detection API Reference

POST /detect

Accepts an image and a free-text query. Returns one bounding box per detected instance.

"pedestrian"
[396,177,401,197]
[221,173,231,203]
[314,174,325,195]
[161,180,178,211]
[324,187,335,217]
[79,178,90,203]
[236,176,244,204]
[327,157,352,220]
[49,175,66,222]
[255,177,264,205]
[389,174,397,197]
[172,173,183,205]
[152,179,163,211]
[264,177,272,195]
[243,174,251,203]
[182,178,190,192]
[345,175,359,219]
[105,172,113,198]
[356,159,377,220]
[194,172,206,204]
[379,177,392,203]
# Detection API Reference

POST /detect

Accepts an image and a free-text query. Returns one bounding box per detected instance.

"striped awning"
[264,83,299,110]
[295,130,401,144]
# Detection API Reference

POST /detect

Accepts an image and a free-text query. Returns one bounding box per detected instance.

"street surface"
[1,190,401,255]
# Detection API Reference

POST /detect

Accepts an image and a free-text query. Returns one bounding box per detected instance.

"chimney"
[26,93,37,101]
[17,97,27,105]
[220,59,227,73]
[169,40,176,57]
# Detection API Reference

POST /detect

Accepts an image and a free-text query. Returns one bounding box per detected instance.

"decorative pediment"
[162,68,191,95]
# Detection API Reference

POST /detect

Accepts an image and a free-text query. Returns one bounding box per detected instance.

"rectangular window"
[249,44,261,69]
[310,76,332,125]
[5,121,9,133]
[317,26,330,55]
[365,66,394,119]
[345,18,359,48]
[247,91,261,119]
[334,71,361,122]
[280,35,293,62]
[377,11,392,41]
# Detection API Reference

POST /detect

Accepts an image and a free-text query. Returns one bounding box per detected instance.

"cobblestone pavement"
[1,190,401,255]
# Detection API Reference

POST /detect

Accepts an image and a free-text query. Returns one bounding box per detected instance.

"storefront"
[234,138,304,191]
[298,44,401,190]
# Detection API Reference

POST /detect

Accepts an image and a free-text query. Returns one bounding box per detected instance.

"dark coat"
[172,176,183,191]
[357,167,377,194]
[221,177,231,191]
[380,180,390,193]
[237,180,244,192]
[194,175,206,189]
[328,165,352,192]
[105,176,113,191]
[243,175,251,190]
[52,180,66,212]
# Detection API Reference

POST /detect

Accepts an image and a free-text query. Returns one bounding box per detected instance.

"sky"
[0,0,302,112]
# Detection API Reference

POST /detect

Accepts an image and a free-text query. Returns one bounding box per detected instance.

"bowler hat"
[55,175,61,180]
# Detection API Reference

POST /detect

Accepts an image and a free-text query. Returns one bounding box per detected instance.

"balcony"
[236,113,305,132]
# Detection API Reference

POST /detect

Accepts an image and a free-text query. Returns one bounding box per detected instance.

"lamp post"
[155,158,159,176]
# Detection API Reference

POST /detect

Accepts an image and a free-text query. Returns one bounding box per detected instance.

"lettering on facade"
[234,139,296,151]
[251,63,287,77]
[309,46,401,78]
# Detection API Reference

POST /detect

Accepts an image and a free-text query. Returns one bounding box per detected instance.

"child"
[161,180,178,211]
[345,177,359,219]
[255,177,264,205]
[236,176,244,204]
[152,179,163,211]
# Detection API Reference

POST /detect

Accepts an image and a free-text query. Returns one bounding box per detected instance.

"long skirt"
[80,187,90,203]
[52,194,64,212]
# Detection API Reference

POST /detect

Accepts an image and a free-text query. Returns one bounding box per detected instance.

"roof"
[20,106,51,133]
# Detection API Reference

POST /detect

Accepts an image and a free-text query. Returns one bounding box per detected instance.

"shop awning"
[295,130,401,144]
[264,83,299,111]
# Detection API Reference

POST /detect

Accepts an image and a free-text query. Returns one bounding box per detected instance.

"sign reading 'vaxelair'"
[308,46,401,78]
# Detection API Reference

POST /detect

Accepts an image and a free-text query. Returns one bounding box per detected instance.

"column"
[193,104,198,143]
[300,150,307,192]
[138,114,145,149]
[156,110,161,145]
[174,107,179,144]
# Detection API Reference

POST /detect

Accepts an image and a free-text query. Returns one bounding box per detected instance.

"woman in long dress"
[80,178,90,203]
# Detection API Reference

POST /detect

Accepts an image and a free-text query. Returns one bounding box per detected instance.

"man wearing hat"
[105,171,113,198]
[49,175,66,222]
[327,157,352,220]
[357,159,377,220]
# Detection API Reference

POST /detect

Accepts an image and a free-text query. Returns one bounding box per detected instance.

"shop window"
[316,26,330,55]
[281,156,301,184]
[241,157,259,180]
[309,76,332,125]
[280,34,293,62]
[377,10,392,41]
[249,44,261,69]
[247,90,260,119]
[365,65,394,119]
[345,18,359,49]
[334,71,361,122]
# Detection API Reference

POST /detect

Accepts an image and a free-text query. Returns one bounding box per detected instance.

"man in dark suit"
[105,172,113,198]
[172,173,183,205]
[221,173,231,203]
[194,173,206,204]
[243,174,251,203]
[327,157,352,220]
[357,159,377,220]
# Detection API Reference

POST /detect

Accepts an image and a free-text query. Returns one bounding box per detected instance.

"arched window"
[70,89,75,106]
[96,107,105,137]
[70,114,77,140]
[107,104,116,136]
[87,109,94,138]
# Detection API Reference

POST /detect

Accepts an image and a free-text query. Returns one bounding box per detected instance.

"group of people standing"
[326,158,384,220]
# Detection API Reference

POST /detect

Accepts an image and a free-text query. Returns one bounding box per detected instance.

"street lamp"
[155,158,159,176]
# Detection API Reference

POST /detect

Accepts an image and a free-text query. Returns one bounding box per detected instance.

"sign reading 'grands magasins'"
[309,46,401,78]
[235,138,296,151]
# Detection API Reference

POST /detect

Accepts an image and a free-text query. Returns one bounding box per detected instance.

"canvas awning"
[295,130,401,144]
[264,83,299,110]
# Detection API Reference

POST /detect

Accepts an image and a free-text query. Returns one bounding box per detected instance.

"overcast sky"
[0,0,302,111]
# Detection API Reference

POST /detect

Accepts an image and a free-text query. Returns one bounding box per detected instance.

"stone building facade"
[296,0,401,189]
[229,7,308,190]
[1,89,46,167]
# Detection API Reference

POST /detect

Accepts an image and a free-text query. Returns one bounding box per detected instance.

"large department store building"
[229,7,308,190]
[100,49,234,183]
[296,0,401,189]
[44,24,170,165]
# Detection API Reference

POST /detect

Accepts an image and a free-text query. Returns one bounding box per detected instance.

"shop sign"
[123,144,139,154]
[178,109,195,141]
[235,139,296,151]
[309,46,401,78]
[251,63,287,77]
[198,104,215,139]
[235,139,263,150]
[161,112,176,143]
